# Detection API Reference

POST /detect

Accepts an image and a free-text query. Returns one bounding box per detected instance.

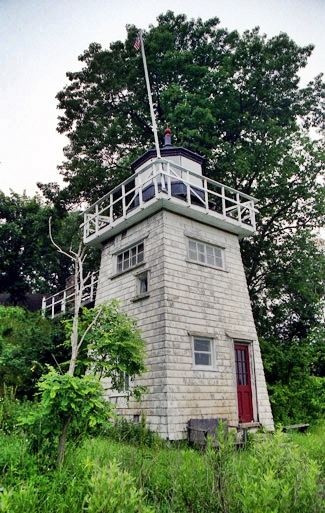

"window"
[118,371,130,393]
[117,241,144,273]
[192,337,214,369]
[136,271,149,295]
[188,239,224,269]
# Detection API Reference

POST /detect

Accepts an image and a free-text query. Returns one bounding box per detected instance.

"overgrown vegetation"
[0,306,68,399]
[0,406,324,512]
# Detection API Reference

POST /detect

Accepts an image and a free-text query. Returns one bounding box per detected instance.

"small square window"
[192,337,215,369]
[136,271,149,296]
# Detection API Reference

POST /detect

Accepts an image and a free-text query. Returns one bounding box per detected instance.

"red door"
[235,344,253,423]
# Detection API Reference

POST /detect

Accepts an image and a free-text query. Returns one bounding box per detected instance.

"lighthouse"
[82,127,274,439]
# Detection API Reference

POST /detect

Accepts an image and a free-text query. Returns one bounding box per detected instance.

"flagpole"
[138,31,161,158]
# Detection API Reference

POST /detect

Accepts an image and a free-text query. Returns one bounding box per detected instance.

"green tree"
[0,191,100,303]
[40,11,325,421]
[20,302,147,465]
[0,305,68,398]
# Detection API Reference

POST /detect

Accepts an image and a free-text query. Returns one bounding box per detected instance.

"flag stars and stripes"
[134,33,141,51]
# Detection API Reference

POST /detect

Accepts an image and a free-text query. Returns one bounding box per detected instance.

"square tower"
[83,131,274,439]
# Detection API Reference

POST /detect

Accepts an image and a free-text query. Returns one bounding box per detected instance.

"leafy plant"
[0,306,68,399]
[19,367,114,465]
[83,460,154,513]
[230,431,324,513]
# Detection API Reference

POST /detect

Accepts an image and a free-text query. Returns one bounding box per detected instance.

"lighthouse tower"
[82,128,274,439]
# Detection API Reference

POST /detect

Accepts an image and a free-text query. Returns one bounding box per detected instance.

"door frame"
[234,341,256,424]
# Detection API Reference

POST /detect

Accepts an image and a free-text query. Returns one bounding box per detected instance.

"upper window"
[117,242,144,273]
[192,337,215,369]
[188,239,224,269]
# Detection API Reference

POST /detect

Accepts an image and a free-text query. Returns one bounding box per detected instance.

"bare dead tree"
[48,217,103,374]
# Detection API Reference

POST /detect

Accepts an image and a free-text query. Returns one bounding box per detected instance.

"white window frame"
[187,239,224,270]
[118,371,130,393]
[116,241,144,274]
[192,336,215,370]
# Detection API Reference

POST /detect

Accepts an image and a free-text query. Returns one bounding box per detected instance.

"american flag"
[134,33,141,51]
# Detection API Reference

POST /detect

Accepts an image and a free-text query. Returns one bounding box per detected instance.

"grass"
[0,422,324,512]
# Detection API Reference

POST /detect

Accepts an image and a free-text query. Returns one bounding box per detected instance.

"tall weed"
[228,430,324,513]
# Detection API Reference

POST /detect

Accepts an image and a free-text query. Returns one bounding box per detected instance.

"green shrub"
[228,430,324,513]
[269,377,325,425]
[83,460,154,513]
[0,386,34,434]
[18,368,114,463]
[108,416,162,448]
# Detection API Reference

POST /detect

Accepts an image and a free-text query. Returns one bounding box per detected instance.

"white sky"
[1,0,324,197]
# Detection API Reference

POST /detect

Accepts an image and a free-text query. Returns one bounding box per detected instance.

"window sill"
[111,261,146,279]
[186,259,228,272]
[131,292,150,302]
[109,392,129,399]
[192,366,216,372]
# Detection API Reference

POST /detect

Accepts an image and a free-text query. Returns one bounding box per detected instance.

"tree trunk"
[57,416,72,467]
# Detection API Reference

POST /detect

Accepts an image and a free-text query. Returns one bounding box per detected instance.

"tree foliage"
[0,306,68,398]
[19,301,147,465]
[0,192,75,301]
[20,367,114,464]
[67,302,147,393]
[0,191,100,303]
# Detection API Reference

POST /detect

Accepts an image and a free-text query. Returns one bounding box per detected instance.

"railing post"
[154,163,159,197]
[186,170,191,204]
[51,296,55,320]
[250,201,256,230]
[122,184,126,217]
[109,194,113,224]
[159,162,166,191]
[41,296,46,317]
[61,290,66,314]
[204,178,209,211]
[222,186,226,218]
[95,204,99,236]
[83,214,88,241]
[237,193,241,223]
[90,272,95,301]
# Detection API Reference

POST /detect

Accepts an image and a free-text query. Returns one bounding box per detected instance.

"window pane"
[206,246,214,265]
[194,338,210,352]
[124,252,130,269]
[139,276,148,293]
[117,255,123,272]
[131,247,137,264]
[195,352,211,366]
[198,244,205,259]
[189,248,197,260]
[138,243,144,263]
[131,247,137,266]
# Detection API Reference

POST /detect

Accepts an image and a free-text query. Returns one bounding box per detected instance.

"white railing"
[83,158,258,243]
[42,271,99,319]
